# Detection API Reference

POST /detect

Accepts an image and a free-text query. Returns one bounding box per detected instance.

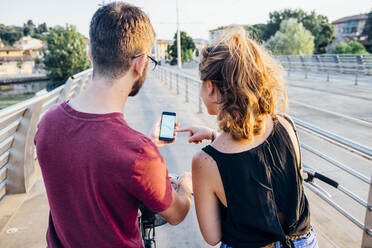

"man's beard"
[129,63,148,97]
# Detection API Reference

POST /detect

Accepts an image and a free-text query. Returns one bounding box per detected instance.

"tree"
[0,25,23,45]
[363,10,372,42]
[245,24,267,42]
[23,19,35,36]
[265,18,315,55]
[36,23,48,34]
[167,31,196,64]
[264,9,334,53]
[43,25,90,90]
[332,40,369,54]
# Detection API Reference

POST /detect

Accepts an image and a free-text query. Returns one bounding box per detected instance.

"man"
[34,2,193,248]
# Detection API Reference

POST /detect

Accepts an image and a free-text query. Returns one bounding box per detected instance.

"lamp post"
[176,0,182,70]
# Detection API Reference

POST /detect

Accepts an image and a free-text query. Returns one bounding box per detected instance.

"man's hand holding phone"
[150,112,179,147]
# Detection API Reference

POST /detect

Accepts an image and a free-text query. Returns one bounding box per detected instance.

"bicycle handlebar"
[303,167,339,188]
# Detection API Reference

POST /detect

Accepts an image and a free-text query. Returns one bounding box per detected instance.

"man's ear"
[133,55,147,77]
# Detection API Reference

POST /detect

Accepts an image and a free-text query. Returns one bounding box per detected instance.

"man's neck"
[68,76,132,115]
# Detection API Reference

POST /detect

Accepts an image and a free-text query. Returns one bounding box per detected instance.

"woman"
[177,29,318,248]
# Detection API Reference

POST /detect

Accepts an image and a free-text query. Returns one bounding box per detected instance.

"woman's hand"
[149,118,180,147]
[176,125,215,144]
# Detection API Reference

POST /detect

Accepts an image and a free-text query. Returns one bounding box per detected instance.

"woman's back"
[201,115,311,248]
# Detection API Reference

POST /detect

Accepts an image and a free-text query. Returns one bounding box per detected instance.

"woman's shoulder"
[192,149,220,177]
[193,149,217,167]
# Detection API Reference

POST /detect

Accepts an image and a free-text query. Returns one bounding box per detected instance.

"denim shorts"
[220,226,319,248]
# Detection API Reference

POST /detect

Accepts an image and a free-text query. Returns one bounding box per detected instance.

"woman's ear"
[206,80,219,101]
[205,80,214,96]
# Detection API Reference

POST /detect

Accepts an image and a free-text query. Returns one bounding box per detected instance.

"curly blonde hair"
[199,28,287,141]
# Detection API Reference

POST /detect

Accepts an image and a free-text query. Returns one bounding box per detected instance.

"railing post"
[198,96,203,113]
[176,74,179,95]
[286,56,291,77]
[362,174,372,248]
[334,55,341,73]
[6,99,44,194]
[167,70,170,87]
[326,70,330,82]
[315,55,322,72]
[58,77,74,102]
[185,78,189,103]
[170,72,172,89]
[300,56,308,79]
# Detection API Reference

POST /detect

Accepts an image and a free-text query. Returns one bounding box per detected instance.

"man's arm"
[159,172,192,225]
[130,141,192,225]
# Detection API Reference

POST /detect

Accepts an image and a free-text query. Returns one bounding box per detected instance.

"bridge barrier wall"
[0,68,92,198]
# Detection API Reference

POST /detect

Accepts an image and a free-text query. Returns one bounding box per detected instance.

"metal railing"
[0,68,92,199]
[152,65,372,247]
[275,54,372,84]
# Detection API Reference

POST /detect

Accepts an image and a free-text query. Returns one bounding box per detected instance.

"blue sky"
[0,0,370,40]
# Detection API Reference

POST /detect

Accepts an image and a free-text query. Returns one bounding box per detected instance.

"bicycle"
[138,173,179,248]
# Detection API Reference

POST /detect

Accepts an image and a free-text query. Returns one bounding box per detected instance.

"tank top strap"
[276,113,302,169]
[276,114,298,137]
[201,145,222,163]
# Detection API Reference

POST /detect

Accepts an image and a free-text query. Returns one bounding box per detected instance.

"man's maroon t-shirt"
[34,100,173,248]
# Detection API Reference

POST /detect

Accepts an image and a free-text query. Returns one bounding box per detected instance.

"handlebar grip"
[314,172,339,188]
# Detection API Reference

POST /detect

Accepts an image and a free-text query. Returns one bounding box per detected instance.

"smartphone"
[159,112,176,142]
[168,173,179,180]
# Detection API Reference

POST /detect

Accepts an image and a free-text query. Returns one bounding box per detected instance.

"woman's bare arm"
[192,151,222,246]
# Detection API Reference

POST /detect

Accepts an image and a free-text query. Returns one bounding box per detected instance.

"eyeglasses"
[132,54,159,71]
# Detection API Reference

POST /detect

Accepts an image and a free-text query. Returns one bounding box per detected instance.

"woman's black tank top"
[201,115,311,248]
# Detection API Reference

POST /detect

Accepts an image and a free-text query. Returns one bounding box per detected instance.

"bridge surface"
[0,69,371,247]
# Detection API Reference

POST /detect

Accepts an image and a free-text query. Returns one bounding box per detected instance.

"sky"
[0,0,370,40]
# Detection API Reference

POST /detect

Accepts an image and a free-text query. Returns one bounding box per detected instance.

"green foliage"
[16,61,23,69]
[245,24,268,42]
[264,9,334,54]
[332,40,368,54]
[265,18,315,55]
[0,24,23,45]
[363,10,372,42]
[0,20,49,45]
[195,49,199,57]
[43,25,90,90]
[35,57,41,65]
[167,31,196,64]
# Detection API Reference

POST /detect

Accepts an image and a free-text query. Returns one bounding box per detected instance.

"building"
[0,36,45,75]
[332,14,368,40]
[0,47,34,75]
[13,36,44,59]
[209,25,243,44]
[330,13,371,52]
[14,36,43,50]
[193,38,208,58]
[152,39,172,62]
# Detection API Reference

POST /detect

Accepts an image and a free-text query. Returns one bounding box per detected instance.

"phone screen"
[159,112,176,141]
